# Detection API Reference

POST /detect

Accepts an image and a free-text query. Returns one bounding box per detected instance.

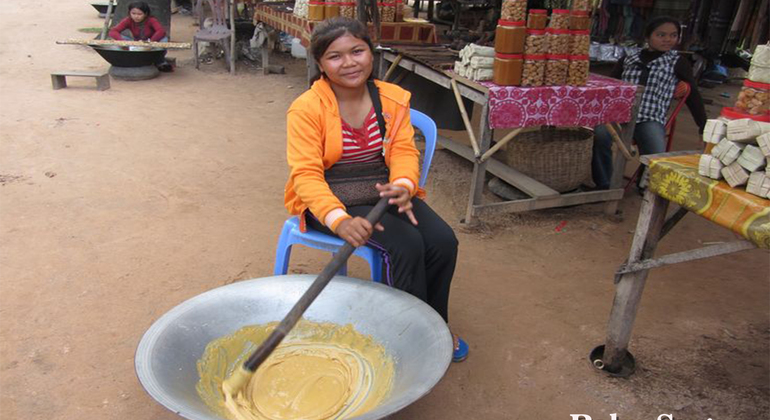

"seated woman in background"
[108,1,171,71]
[109,2,167,42]
[592,16,707,190]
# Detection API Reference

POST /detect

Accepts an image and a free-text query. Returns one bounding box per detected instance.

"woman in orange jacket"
[284,17,468,362]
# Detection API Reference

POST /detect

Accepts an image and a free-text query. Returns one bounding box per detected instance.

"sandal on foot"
[453,337,468,362]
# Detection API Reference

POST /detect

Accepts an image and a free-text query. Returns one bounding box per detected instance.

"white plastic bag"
[749,43,770,84]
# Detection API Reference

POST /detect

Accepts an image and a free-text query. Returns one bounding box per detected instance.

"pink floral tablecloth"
[478,74,638,129]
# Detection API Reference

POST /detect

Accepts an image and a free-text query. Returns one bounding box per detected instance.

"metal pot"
[135,275,453,420]
[92,45,165,67]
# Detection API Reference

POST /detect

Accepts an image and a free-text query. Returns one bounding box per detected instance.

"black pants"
[308,198,458,322]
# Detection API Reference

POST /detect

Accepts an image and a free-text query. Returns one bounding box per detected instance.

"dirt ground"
[1,1,768,420]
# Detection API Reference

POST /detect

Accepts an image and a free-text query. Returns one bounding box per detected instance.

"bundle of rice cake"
[746,171,770,198]
[698,154,723,179]
[721,161,750,188]
[455,44,495,81]
[737,144,767,172]
[757,132,770,157]
[702,119,727,144]
[726,118,770,142]
[712,138,746,165]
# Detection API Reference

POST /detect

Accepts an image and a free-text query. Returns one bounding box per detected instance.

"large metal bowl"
[92,45,166,67]
[135,275,452,420]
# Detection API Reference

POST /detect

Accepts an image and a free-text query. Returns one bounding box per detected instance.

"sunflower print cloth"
[648,154,770,249]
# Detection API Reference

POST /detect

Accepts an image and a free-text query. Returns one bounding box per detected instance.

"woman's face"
[647,22,679,52]
[317,33,373,89]
[130,8,147,23]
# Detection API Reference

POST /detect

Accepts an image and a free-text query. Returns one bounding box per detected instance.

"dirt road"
[1,1,767,419]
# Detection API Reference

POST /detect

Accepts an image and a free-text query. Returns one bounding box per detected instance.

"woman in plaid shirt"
[592,16,707,191]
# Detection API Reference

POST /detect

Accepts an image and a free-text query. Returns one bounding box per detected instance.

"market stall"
[380,49,642,223]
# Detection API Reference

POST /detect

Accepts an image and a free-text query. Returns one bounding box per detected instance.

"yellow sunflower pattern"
[649,155,770,249]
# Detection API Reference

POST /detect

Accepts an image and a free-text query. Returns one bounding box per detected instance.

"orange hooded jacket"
[284,77,425,232]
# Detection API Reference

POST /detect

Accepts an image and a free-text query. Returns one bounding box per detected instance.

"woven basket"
[500,127,593,193]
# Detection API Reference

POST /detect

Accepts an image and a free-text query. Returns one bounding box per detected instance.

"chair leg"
[274,222,296,275]
[625,165,643,193]
[228,36,235,75]
[274,243,293,275]
[222,40,231,73]
[369,254,383,283]
[194,39,200,70]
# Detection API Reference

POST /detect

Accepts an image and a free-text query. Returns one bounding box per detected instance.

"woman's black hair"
[643,16,681,39]
[127,1,152,17]
[309,17,375,83]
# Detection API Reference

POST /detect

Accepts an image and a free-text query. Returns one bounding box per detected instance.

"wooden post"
[604,86,644,215]
[377,51,387,79]
[262,44,270,76]
[451,79,480,157]
[603,188,669,373]
[307,53,320,86]
[51,75,67,90]
[478,127,523,163]
[370,0,381,43]
[100,0,115,40]
[605,123,635,160]
[383,54,403,82]
[229,0,236,75]
[57,39,192,49]
[464,101,492,224]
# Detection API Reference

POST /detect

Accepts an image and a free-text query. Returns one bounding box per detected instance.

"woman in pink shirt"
[108,2,172,71]
[109,2,167,42]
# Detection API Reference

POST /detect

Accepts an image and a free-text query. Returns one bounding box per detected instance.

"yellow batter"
[197,319,394,420]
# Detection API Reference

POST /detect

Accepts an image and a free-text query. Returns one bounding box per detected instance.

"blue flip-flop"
[453,337,469,362]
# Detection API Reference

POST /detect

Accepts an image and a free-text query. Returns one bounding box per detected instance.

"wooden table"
[379,49,644,224]
[592,152,767,376]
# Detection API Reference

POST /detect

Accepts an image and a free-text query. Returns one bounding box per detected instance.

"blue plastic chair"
[273,109,438,282]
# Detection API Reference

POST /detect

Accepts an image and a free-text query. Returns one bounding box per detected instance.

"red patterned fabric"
[477,74,638,129]
[253,4,437,48]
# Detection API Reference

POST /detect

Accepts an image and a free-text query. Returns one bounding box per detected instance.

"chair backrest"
[664,81,691,151]
[196,0,229,28]
[666,81,690,128]
[409,109,437,188]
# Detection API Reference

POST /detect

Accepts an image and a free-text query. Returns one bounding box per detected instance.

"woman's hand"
[376,183,418,226]
[336,217,384,247]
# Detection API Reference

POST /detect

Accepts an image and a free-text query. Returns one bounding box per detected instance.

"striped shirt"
[338,107,383,164]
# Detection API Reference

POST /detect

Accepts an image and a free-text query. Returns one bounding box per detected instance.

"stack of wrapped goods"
[378,1,397,22]
[545,9,569,86]
[301,1,406,21]
[492,0,526,86]
[567,1,591,85]
[326,0,340,19]
[455,44,496,81]
[307,0,325,20]
[699,118,770,198]
[491,1,593,86]
[339,1,356,18]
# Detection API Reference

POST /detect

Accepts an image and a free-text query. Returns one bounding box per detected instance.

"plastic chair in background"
[193,0,235,74]
[273,109,438,282]
[626,81,691,191]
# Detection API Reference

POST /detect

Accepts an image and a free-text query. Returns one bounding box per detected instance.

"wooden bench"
[51,70,110,91]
